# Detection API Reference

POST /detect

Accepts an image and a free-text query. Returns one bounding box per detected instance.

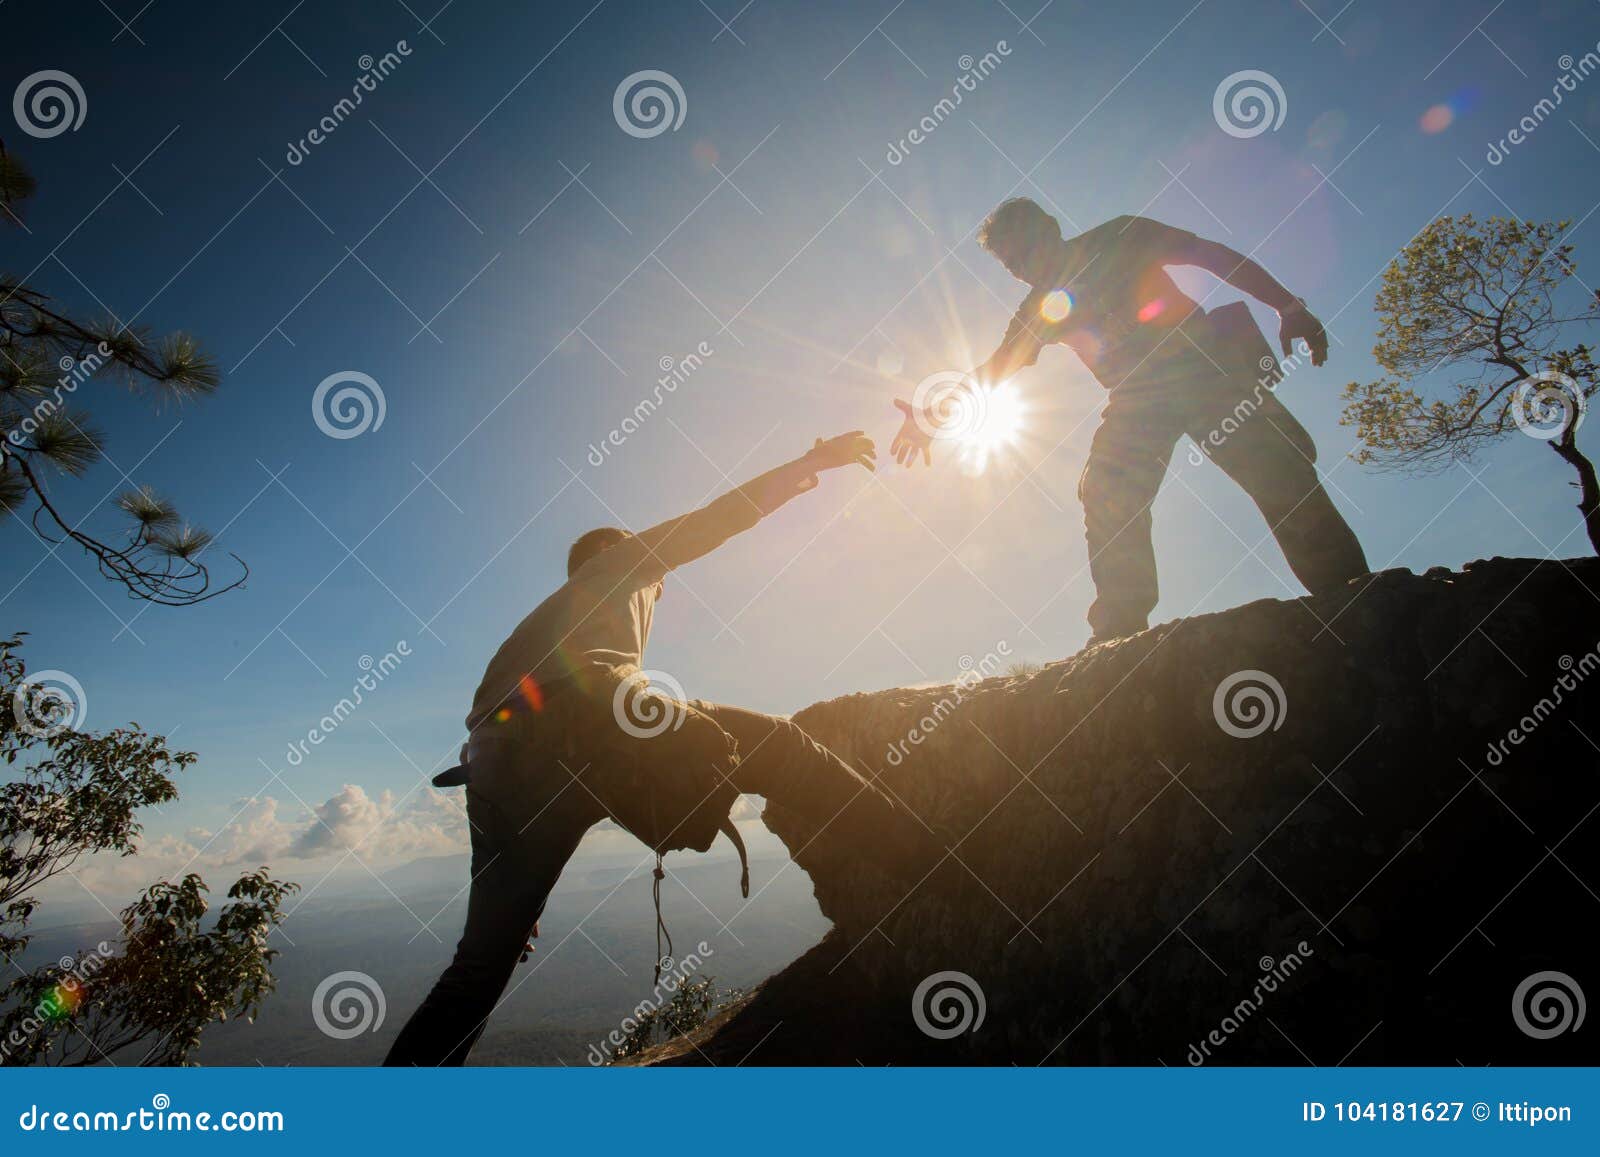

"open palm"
[889,399,933,467]
[805,431,877,473]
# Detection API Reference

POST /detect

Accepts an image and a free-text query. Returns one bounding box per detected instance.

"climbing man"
[386,431,937,1066]
[891,199,1368,645]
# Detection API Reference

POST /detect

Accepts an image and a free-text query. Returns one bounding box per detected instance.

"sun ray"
[954,379,1026,475]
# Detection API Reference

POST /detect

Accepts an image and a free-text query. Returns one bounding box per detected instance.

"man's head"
[977,197,1063,284]
[567,526,632,578]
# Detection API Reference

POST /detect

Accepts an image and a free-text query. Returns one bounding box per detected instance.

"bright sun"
[956,380,1025,474]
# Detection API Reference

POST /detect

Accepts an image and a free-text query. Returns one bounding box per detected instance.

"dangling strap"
[652,853,673,988]
[719,816,750,899]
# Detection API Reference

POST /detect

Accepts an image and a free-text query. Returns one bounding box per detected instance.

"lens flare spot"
[1419,103,1454,134]
[517,674,545,714]
[44,980,82,1020]
[1039,289,1074,324]
[1306,108,1348,151]
[1137,298,1166,323]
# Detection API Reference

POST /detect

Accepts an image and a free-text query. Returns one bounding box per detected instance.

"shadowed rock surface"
[644,558,1600,1065]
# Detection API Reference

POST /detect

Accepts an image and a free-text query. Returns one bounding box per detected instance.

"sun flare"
[956,379,1025,474]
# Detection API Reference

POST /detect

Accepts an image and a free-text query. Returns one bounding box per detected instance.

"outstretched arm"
[891,294,1043,467]
[614,432,877,574]
[974,294,1048,382]
[1159,226,1329,365]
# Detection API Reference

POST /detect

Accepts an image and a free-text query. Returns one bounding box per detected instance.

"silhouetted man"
[386,432,932,1066]
[892,200,1367,644]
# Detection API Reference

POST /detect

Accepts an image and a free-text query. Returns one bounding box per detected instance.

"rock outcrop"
[647,558,1600,1065]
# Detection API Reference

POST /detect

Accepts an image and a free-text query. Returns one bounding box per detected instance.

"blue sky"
[4,0,1599,902]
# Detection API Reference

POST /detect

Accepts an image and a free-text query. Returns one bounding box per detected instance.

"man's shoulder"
[1075,214,1173,243]
[1062,215,1193,274]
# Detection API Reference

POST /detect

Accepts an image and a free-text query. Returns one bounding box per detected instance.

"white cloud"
[54,783,468,907]
[210,796,296,864]
[42,786,777,911]
[288,784,466,861]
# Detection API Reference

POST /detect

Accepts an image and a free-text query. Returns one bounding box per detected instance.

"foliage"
[0,634,296,1065]
[0,141,244,603]
[1340,214,1597,469]
[1340,214,1599,551]
[610,974,739,1061]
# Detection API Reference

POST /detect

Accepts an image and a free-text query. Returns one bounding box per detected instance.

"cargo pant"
[1079,302,1368,639]
[384,696,921,1066]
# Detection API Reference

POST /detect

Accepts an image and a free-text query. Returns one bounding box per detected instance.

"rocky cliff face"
[648,558,1600,1065]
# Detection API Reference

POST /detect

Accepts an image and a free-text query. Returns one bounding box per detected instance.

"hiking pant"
[1079,303,1368,639]
[383,700,905,1066]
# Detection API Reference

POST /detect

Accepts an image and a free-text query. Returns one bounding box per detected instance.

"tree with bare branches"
[1,141,245,604]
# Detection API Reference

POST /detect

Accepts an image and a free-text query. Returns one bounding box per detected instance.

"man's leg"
[690,701,940,868]
[384,741,601,1066]
[1078,393,1183,640]
[1198,385,1368,598]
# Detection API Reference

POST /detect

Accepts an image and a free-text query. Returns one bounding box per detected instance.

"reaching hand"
[1278,303,1329,367]
[804,431,877,476]
[890,398,933,468]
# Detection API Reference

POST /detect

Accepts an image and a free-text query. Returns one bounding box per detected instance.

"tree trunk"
[1551,427,1600,554]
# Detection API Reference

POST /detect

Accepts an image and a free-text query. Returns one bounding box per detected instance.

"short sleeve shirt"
[999,215,1199,384]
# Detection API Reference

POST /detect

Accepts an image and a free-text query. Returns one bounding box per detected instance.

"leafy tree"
[610,974,739,1061]
[1,634,296,1065]
[1340,215,1599,552]
[1,141,244,604]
